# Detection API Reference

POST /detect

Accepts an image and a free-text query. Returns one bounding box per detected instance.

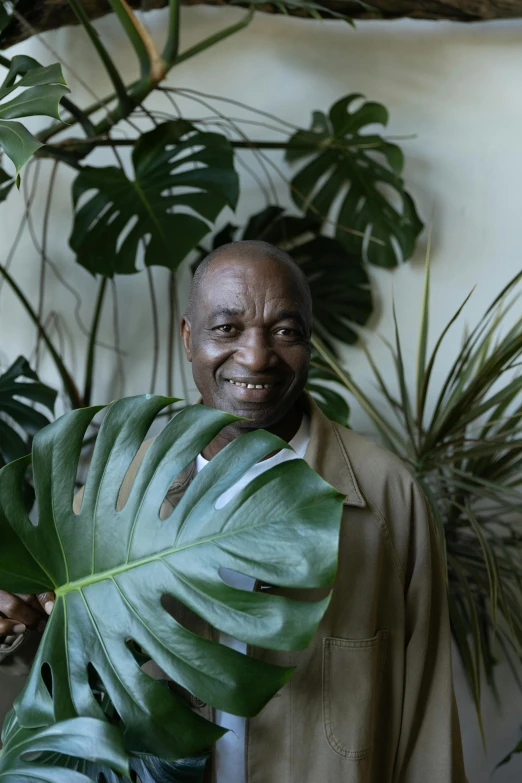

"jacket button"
[190,695,206,708]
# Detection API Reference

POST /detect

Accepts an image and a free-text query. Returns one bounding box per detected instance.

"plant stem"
[167,272,176,400]
[83,277,108,407]
[67,0,132,114]
[146,267,160,394]
[35,160,59,373]
[0,262,82,409]
[162,0,181,65]
[175,6,255,67]
[36,6,255,148]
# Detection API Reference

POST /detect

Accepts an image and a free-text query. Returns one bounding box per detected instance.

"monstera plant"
[0,0,422,423]
[0,54,69,184]
[0,713,129,782]
[0,394,343,776]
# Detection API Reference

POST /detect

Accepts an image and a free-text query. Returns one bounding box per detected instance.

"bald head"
[186,240,312,330]
[181,239,313,443]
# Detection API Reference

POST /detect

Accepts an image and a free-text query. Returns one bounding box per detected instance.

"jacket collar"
[189,393,366,509]
[302,393,365,508]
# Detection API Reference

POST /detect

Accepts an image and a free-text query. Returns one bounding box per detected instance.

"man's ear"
[180,316,192,362]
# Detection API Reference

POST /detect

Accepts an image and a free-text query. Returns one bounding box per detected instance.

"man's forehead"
[199,254,302,296]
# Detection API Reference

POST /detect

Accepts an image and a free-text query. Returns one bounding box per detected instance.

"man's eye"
[214,324,238,335]
[274,327,299,337]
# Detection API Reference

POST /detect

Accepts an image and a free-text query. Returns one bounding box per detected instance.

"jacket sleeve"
[393,482,468,783]
[0,629,43,677]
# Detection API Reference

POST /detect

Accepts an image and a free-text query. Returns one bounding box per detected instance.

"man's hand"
[0,591,55,638]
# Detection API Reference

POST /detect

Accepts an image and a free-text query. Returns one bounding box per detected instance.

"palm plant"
[312,261,522,733]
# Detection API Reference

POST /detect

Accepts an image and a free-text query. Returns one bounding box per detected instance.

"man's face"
[181,253,311,429]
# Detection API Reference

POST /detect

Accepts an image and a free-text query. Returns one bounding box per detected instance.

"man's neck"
[201,403,303,461]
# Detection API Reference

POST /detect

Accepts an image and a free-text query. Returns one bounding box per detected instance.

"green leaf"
[306,382,350,427]
[0,714,129,782]
[0,394,343,760]
[0,163,14,201]
[69,120,239,277]
[211,206,373,348]
[0,55,69,174]
[286,94,423,267]
[0,355,57,465]
[309,262,522,720]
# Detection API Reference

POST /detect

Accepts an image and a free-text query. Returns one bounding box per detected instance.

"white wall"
[1,8,522,780]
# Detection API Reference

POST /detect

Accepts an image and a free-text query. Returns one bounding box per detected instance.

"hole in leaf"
[41,662,53,697]
[115,214,138,255]
[218,567,256,591]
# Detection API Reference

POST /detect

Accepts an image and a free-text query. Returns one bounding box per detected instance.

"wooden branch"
[2,0,522,50]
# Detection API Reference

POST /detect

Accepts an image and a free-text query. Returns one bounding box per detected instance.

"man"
[0,240,466,782]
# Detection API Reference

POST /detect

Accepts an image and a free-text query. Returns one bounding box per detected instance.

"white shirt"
[195,415,311,783]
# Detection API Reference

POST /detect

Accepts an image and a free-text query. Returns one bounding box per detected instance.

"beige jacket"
[1,396,467,782]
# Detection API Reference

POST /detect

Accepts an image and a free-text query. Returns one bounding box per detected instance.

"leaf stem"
[83,277,108,407]
[67,0,131,114]
[0,262,82,409]
[162,0,181,65]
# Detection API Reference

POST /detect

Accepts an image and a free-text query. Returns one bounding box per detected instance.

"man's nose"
[234,332,278,372]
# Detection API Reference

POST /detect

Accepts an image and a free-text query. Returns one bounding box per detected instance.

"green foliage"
[0,55,69,176]
[312,264,522,730]
[0,394,342,760]
[0,164,14,200]
[286,94,423,267]
[69,120,239,276]
[307,352,350,427]
[0,355,57,466]
[0,712,129,782]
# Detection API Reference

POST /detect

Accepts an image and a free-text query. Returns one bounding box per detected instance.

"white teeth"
[227,380,274,389]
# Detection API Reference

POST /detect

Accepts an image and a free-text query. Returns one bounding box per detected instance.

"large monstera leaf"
[0,355,57,467]
[2,708,206,783]
[0,711,129,783]
[0,55,69,176]
[286,94,423,268]
[69,121,239,277]
[0,395,342,761]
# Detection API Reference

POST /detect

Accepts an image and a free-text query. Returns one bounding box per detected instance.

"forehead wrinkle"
[195,256,311,329]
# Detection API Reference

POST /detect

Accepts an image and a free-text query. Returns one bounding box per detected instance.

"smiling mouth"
[226,379,278,390]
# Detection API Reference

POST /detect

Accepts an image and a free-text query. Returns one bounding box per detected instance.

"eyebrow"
[209,307,308,330]
[278,310,307,330]
[210,307,246,318]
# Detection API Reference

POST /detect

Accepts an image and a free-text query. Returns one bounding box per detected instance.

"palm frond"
[312,268,522,727]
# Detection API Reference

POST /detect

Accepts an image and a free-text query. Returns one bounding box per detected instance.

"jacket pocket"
[322,630,388,759]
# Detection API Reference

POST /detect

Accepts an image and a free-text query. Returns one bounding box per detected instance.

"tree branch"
[2,0,522,50]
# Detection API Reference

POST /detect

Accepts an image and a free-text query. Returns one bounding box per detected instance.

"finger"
[0,590,42,628]
[36,592,55,616]
[14,594,47,616]
[0,618,26,636]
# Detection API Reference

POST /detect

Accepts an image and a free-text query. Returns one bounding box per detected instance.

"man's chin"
[215,391,300,431]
